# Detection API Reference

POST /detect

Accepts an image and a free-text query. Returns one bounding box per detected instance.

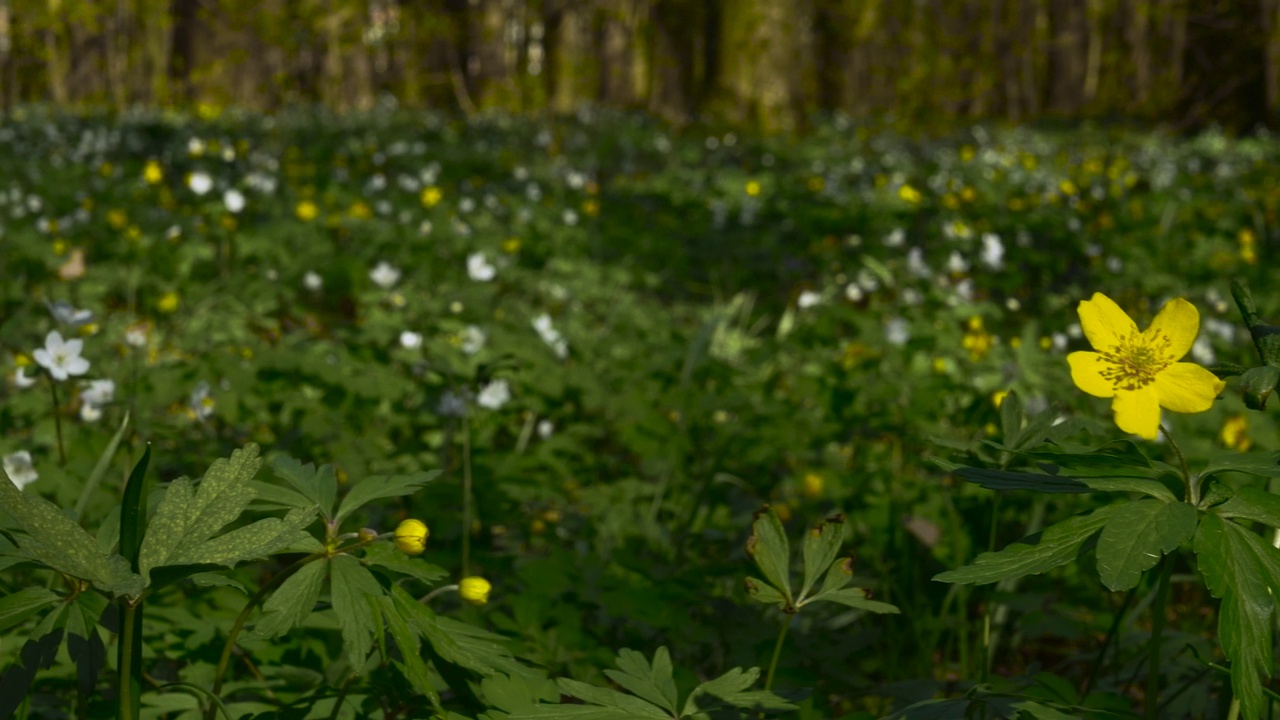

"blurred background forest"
[1,0,1279,132]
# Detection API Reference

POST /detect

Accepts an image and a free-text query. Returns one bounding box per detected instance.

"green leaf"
[934,506,1117,585]
[73,411,130,520]
[329,553,383,670]
[955,467,1177,502]
[744,577,788,608]
[556,678,669,718]
[139,444,262,580]
[0,588,62,632]
[746,507,792,603]
[334,471,439,524]
[171,508,316,568]
[1095,500,1196,591]
[118,446,151,573]
[247,559,327,640]
[506,707,657,720]
[683,666,795,716]
[0,470,143,597]
[816,558,854,595]
[804,587,899,615]
[381,587,442,706]
[1000,390,1024,447]
[397,593,524,677]
[1194,513,1280,720]
[1216,486,1280,528]
[1200,451,1280,479]
[362,541,448,586]
[799,514,844,601]
[269,455,337,519]
[602,648,678,716]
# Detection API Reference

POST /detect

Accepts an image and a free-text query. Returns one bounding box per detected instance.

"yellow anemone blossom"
[1067,293,1224,440]
[393,519,429,555]
[459,576,491,605]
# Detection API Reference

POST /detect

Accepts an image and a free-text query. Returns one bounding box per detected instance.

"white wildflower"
[3,451,38,490]
[33,331,90,381]
[370,261,401,289]
[477,379,511,410]
[467,253,496,282]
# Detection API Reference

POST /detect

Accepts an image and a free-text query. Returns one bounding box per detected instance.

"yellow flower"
[1067,293,1225,440]
[1220,415,1252,451]
[295,201,318,222]
[745,180,762,197]
[502,237,522,254]
[157,291,180,313]
[393,519,429,555]
[991,390,1009,409]
[802,472,824,499]
[421,186,442,207]
[898,184,922,204]
[143,161,163,185]
[459,576,491,605]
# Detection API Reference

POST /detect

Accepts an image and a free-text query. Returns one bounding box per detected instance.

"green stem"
[1160,425,1194,504]
[205,537,381,720]
[1228,697,1241,720]
[462,415,473,578]
[419,584,459,604]
[118,599,141,720]
[48,375,66,466]
[1145,556,1174,720]
[763,617,791,693]
[1082,585,1138,698]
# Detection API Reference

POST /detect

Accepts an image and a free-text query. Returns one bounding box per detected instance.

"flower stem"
[764,617,791,693]
[1145,556,1174,720]
[1227,697,1241,720]
[205,537,380,720]
[47,375,66,466]
[1160,425,1194,505]
[118,599,141,720]
[419,584,459,604]
[462,415,473,578]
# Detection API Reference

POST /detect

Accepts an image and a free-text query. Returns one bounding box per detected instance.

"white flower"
[884,228,906,248]
[33,331,90,381]
[1051,332,1069,352]
[13,367,36,389]
[1191,335,1216,365]
[370,261,401,289]
[223,188,246,213]
[884,317,911,346]
[46,300,93,327]
[796,291,821,309]
[400,330,423,350]
[190,381,215,421]
[907,247,931,278]
[188,171,213,196]
[125,323,149,348]
[532,314,568,359]
[946,251,969,275]
[82,378,114,406]
[477,379,511,410]
[3,451,38,490]
[80,403,102,422]
[536,419,555,439]
[980,233,1004,269]
[460,325,487,355]
[844,284,864,302]
[467,253,496,282]
[303,271,324,291]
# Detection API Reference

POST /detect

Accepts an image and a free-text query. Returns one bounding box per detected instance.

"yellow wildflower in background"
[143,161,164,185]
[898,184,922,204]
[157,291,180,313]
[802,472,824,499]
[295,200,318,221]
[1220,415,1252,451]
[1067,292,1224,440]
[421,186,442,207]
[745,180,762,197]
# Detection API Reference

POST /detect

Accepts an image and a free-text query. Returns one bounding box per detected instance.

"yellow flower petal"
[1067,352,1116,398]
[1077,293,1138,352]
[1111,386,1161,440]
[1154,362,1225,413]
[1145,297,1199,361]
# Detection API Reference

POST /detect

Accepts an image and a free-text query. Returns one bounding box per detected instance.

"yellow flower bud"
[459,576,491,605]
[394,519,429,555]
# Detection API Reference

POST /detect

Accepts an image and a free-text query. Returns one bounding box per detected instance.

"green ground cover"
[3,107,1280,719]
